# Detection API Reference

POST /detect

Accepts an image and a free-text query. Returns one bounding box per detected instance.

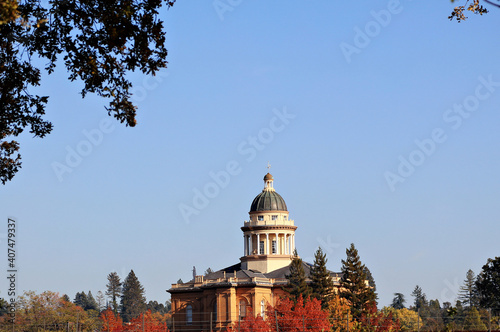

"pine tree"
[411,285,428,311]
[476,256,500,314]
[106,272,122,315]
[73,291,88,308]
[96,291,106,312]
[310,247,334,309]
[459,269,479,307]
[339,243,377,319]
[85,291,98,311]
[391,293,406,309]
[120,269,147,322]
[284,249,310,303]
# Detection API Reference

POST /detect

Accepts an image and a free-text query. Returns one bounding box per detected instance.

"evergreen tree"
[476,257,500,313]
[364,266,377,292]
[106,272,122,315]
[62,294,71,302]
[310,247,334,309]
[411,285,428,311]
[120,269,147,322]
[459,269,479,307]
[85,291,98,311]
[339,243,377,319]
[391,293,406,309]
[284,249,310,303]
[74,291,88,308]
[96,291,106,312]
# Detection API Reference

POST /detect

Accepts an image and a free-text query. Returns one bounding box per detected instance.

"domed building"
[168,172,341,331]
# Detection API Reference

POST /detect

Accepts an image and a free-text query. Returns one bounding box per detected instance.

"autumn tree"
[357,303,400,332]
[328,294,354,332]
[476,256,500,314]
[0,0,175,184]
[310,247,334,309]
[382,307,421,332]
[449,0,490,21]
[106,272,122,315]
[284,249,311,302]
[100,308,124,332]
[120,269,147,322]
[8,290,98,331]
[227,307,270,332]
[463,306,487,331]
[125,309,168,332]
[339,243,377,319]
[271,295,331,332]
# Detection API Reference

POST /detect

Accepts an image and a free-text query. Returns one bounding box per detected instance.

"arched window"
[186,305,193,325]
[260,299,266,319]
[239,300,246,318]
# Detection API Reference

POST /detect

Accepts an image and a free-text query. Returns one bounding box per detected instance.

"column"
[283,233,290,255]
[244,235,247,256]
[266,233,269,255]
[249,234,252,255]
[275,233,279,254]
[292,234,295,253]
[257,233,260,255]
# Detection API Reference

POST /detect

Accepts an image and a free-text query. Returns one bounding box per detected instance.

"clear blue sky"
[1,0,500,308]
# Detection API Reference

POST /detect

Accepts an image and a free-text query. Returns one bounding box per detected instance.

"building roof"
[250,190,288,212]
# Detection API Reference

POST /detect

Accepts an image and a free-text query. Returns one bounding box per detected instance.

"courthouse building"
[168,172,341,331]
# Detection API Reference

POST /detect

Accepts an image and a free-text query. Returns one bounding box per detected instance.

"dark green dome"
[250,190,288,212]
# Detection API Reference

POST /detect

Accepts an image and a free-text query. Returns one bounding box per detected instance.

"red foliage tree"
[125,310,169,332]
[271,295,331,332]
[100,308,124,332]
[357,303,400,332]
[227,307,271,332]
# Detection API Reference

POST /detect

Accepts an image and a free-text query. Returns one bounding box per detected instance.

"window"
[272,215,278,220]
[239,300,246,318]
[261,300,266,319]
[259,241,264,255]
[283,215,287,220]
[272,240,277,254]
[213,301,217,322]
[258,215,264,221]
[186,305,193,325]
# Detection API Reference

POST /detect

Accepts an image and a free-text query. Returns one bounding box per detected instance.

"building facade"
[168,173,340,331]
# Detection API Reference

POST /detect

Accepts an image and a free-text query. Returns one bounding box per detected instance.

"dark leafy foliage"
[0,0,174,184]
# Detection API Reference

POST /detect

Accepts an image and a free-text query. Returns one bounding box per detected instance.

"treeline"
[387,256,500,331]
[0,269,171,331]
[234,246,500,332]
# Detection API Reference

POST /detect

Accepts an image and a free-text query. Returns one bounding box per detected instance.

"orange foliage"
[227,307,270,332]
[357,303,400,332]
[100,308,124,332]
[271,295,331,332]
[125,310,169,332]
[329,293,354,332]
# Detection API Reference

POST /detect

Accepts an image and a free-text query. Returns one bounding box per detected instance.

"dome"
[250,190,288,212]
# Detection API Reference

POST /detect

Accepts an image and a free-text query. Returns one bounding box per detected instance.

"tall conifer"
[339,243,377,319]
[120,269,146,322]
[310,247,334,309]
[285,249,310,303]
[106,272,122,315]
